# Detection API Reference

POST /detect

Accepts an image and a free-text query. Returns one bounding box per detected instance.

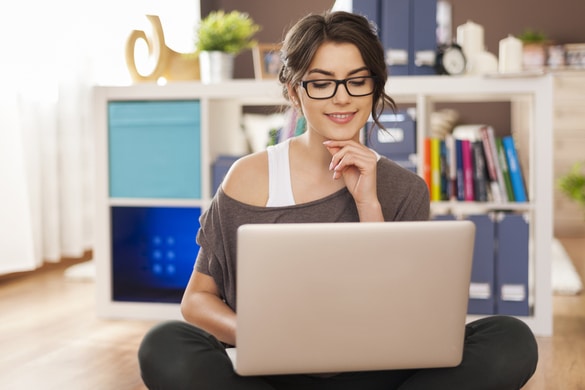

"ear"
[287,83,300,107]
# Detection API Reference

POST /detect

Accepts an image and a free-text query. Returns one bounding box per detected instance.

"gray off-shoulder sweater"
[194,156,430,312]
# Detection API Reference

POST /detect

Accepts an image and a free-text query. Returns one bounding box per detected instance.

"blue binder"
[381,0,410,76]
[381,0,437,76]
[365,110,416,163]
[466,214,496,314]
[495,213,530,316]
[410,0,437,75]
[212,155,240,196]
[352,0,381,32]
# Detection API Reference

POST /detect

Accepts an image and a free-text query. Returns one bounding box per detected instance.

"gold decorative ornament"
[125,15,200,83]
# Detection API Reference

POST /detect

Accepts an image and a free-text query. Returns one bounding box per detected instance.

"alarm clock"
[435,43,466,75]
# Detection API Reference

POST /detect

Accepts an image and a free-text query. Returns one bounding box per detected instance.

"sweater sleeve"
[376,157,431,222]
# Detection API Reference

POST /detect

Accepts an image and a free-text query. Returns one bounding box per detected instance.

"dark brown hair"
[278,11,396,131]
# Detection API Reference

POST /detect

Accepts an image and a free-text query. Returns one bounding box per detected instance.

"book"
[479,126,505,202]
[502,136,527,202]
[495,138,515,201]
[430,137,442,201]
[439,139,450,200]
[461,139,475,201]
[422,137,432,193]
[471,140,489,202]
[455,138,465,201]
[445,135,457,200]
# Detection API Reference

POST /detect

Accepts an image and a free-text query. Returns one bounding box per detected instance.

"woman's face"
[293,41,373,142]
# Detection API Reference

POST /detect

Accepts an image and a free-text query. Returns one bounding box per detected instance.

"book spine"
[439,139,450,200]
[487,127,508,202]
[496,138,515,201]
[455,138,465,201]
[461,139,475,201]
[445,135,457,200]
[423,137,432,193]
[472,140,489,202]
[479,126,502,202]
[502,136,527,202]
[430,137,441,201]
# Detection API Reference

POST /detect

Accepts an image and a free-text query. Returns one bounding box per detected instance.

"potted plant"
[195,10,260,83]
[518,29,550,70]
[558,162,585,217]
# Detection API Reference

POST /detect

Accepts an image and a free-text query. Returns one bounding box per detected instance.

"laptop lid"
[235,220,475,376]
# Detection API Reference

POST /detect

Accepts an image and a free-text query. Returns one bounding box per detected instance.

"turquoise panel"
[108,100,201,199]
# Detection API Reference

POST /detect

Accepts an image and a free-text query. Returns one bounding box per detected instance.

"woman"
[138,10,538,390]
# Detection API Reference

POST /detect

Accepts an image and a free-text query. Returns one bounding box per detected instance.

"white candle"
[456,20,484,72]
[499,35,523,73]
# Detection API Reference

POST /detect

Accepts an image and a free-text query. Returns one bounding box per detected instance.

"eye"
[310,80,334,89]
[348,78,367,87]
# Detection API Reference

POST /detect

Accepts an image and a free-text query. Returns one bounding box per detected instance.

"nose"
[332,82,351,103]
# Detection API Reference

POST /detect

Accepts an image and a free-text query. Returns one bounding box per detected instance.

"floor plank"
[1,237,584,389]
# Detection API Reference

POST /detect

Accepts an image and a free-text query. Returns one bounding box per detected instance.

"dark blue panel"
[111,206,201,303]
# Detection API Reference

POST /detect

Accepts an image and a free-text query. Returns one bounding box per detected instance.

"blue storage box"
[212,155,241,196]
[108,100,201,199]
[366,110,416,170]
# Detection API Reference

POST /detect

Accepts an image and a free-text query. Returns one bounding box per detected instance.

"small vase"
[199,51,234,83]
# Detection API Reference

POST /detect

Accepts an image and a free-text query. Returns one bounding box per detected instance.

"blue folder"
[434,214,496,315]
[381,0,437,76]
[352,0,381,32]
[381,0,410,76]
[495,212,530,316]
[410,0,437,75]
[466,214,496,314]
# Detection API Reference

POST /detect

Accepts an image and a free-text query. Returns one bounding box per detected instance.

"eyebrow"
[306,66,370,78]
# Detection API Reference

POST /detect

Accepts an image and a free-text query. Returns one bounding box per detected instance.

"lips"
[327,112,355,124]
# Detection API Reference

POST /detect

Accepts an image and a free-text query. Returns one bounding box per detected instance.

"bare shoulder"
[221,151,268,206]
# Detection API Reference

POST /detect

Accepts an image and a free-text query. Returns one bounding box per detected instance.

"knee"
[138,320,208,389]
[494,316,538,361]
[470,315,538,385]
[138,320,184,370]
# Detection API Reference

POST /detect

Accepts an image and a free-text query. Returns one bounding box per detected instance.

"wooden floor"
[1,238,584,390]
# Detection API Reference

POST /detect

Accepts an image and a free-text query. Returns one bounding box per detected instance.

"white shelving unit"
[94,75,553,336]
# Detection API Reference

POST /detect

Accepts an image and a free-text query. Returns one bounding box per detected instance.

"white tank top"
[266,139,295,207]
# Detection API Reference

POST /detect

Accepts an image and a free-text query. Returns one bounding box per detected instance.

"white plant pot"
[199,51,234,83]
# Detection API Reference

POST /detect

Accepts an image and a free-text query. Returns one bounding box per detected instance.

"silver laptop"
[233,220,475,376]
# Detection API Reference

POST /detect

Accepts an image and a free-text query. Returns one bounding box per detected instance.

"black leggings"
[138,316,537,390]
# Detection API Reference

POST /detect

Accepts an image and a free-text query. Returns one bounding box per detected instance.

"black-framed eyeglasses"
[299,76,376,100]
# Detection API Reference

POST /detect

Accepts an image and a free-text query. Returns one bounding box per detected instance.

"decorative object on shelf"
[518,29,550,70]
[558,162,585,216]
[435,43,466,76]
[547,45,566,68]
[456,20,484,74]
[253,43,282,80]
[125,15,200,83]
[564,43,585,68]
[454,20,498,76]
[498,35,523,74]
[195,10,260,83]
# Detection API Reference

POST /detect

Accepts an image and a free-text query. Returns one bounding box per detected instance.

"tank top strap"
[266,139,295,207]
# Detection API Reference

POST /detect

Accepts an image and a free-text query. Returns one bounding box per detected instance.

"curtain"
[0,0,199,274]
